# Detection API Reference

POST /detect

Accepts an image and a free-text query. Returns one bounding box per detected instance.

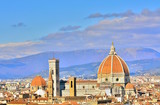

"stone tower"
[48,58,60,97]
[48,70,53,103]
[69,77,76,96]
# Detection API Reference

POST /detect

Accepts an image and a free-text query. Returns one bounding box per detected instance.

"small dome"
[31,76,46,86]
[126,83,134,89]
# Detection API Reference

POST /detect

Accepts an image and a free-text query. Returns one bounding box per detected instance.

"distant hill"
[30,58,160,79]
[59,58,160,78]
[0,48,160,79]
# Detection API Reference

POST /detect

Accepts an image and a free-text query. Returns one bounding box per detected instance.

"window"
[116,78,119,81]
[92,86,94,89]
[71,81,73,88]
[106,78,108,81]
[51,70,53,74]
[83,86,85,89]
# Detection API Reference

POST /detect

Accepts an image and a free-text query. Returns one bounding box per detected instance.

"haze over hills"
[0,48,160,79]
[32,58,160,79]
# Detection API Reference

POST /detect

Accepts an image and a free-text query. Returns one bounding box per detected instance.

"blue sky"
[0,0,160,59]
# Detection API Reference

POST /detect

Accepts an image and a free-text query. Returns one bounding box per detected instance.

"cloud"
[42,9,160,50]
[0,41,43,59]
[0,41,41,48]
[1,9,160,59]
[87,10,135,19]
[87,9,160,19]
[59,25,81,31]
[12,22,26,27]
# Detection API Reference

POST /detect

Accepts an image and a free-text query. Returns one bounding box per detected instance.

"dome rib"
[112,55,123,74]
[118,56,130,76]
[98,56,111,74]
[115,55,124,74]
[98,55,129,75]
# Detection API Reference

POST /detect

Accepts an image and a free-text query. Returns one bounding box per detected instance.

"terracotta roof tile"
[126,83,134,89]
[31,76,46,86]
[8,100,27,104]
[98,55,129,75]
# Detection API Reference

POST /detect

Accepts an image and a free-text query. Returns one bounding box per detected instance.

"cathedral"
[30,42,135,103]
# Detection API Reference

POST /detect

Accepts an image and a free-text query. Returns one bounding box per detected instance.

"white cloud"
[1,9,160,59]
[59,25,81,31]
[87,10,135,19]
[0,41,41,48]
[0,41,43,59]
[41,9,160,51]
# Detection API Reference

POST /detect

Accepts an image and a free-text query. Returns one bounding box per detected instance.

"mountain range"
[31,58,160,79]
[0,48,160,79]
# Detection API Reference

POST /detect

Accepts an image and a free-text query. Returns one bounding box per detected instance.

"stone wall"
[61,82,107,96]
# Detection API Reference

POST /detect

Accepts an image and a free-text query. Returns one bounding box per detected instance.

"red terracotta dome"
[98,42,129,76]
[31,76,46,86]
[126,83,134,89]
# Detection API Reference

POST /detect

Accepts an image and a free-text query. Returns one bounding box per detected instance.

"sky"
[0,0,160,59]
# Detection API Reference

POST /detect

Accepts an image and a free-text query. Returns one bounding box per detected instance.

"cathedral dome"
[98,42,129,76]
[31,76,46,86]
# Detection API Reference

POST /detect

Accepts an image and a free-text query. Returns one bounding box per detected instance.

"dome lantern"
[109,42,117,55]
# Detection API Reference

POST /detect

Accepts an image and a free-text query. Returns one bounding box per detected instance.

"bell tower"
[48,58,60,97]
